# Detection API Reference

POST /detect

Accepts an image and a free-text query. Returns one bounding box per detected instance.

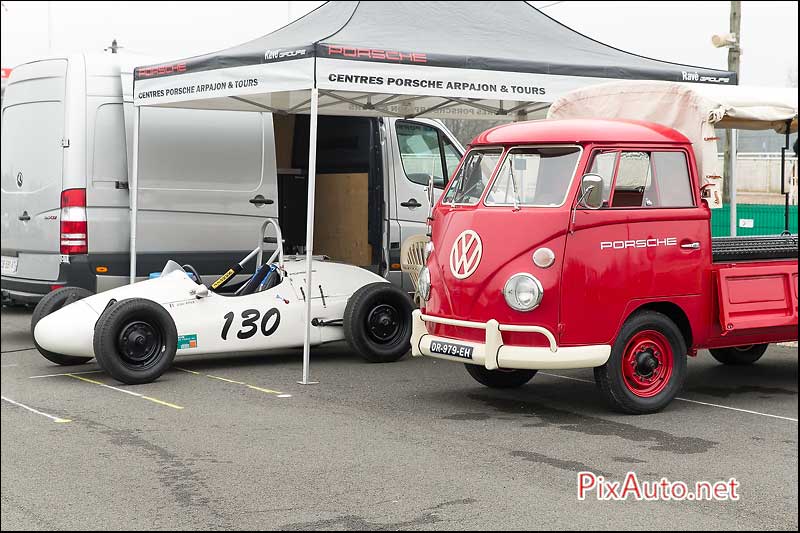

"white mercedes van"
[1,53,462,304]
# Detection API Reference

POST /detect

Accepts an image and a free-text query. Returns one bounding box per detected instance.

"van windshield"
[443,149,502,205]
[486,146,582,207]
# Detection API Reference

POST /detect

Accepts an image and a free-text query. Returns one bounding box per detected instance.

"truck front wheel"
[465,365,537,389]
[595,311,687,414]
[709,344,768,366]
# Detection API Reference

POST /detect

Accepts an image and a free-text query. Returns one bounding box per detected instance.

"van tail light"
[60,188,87,255]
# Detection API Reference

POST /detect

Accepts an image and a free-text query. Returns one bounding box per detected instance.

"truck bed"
[712,235,798,263]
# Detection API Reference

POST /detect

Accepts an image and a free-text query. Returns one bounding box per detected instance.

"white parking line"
[538,372,798,422]
[29,370,104,379]
[1,395,71,423]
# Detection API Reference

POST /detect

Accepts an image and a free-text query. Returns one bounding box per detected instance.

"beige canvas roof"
[547,80,798,206]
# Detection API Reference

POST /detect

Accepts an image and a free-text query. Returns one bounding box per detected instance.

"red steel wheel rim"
[622,330,674,398]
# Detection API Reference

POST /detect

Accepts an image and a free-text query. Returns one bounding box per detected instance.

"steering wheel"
[182,264,203,285]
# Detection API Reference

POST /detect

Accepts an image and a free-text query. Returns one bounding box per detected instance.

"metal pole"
[722,1,741,207]
[781,122,790,233]
[129,106,140,283]
[729,128,738,237]
[300,88,319,385]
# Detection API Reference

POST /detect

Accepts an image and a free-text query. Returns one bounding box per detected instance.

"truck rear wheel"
[93,298,177,385]
[344,282,413,363]
[465,364,537,389]
[31,287,95,366]
[595,311,687,414]
[709,344,768,366]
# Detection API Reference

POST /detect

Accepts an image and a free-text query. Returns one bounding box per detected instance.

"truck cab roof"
[470,118,691,147]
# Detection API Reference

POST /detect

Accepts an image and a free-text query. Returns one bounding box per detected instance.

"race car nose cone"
[34,300,99,359]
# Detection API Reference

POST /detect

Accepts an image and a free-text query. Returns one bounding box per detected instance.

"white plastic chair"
[400,234,430,304]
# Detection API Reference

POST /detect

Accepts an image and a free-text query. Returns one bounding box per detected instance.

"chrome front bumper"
[411,310,611,371]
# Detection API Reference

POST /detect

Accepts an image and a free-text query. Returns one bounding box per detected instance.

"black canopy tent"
[131,1,735,383]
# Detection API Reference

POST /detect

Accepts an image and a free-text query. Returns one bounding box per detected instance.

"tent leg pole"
[129,106,141,284]
[300,88,320,386]
[729,129,737,237]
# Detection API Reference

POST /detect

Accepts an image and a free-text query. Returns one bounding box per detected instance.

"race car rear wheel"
[31,287,95,366]
[93,298,177,385]
[709,344,768,365]
[344,282,413,363]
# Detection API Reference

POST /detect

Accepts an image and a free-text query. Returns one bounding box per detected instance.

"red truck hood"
[425,206,570,344]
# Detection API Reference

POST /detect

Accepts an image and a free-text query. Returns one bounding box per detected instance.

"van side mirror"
[579,174,605,209]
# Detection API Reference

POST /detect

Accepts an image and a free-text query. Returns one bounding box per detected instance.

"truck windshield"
[485,146,582,207]
[443,149,502,205]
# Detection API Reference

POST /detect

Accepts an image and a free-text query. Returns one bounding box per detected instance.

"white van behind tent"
[1,53,463,304]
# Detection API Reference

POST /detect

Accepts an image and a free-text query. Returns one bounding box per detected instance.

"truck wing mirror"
[579,174,605,210]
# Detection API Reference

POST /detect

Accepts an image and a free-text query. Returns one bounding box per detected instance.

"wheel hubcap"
[366,304,401,344]
[117,320,163,369]
[622,330,674,398]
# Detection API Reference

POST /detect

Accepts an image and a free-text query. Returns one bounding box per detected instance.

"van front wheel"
[595,311,687,414]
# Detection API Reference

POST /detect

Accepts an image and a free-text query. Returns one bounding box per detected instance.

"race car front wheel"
[344,282,413,363]
[93,298,177,385]
[31,287,95,366]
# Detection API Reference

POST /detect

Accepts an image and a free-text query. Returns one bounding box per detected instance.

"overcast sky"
[1,1,797,87]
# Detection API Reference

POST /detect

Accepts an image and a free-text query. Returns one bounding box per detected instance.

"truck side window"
[396,121,446,188]
[610,151,652,208]
[588,151,617,206]
[650,152,694,207]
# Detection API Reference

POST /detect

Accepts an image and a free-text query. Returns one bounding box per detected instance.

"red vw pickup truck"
[412,119,798,414]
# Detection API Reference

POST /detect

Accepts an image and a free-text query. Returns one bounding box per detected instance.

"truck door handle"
[401,198,422,208]
[18,212,30,221]
[249,195,274,207]
[681,242,701,250]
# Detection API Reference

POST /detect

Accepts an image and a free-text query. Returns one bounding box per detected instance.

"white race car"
[32,219,413,384]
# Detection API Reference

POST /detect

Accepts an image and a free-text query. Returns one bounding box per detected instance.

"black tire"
[31,287,95,366]
[594,311,688,414]
[465,364,537,389]
[344,282,413,363]
[93,298,177,385]
[709,344,769,366]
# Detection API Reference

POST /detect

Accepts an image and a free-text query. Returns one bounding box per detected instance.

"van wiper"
[507,158,521,211]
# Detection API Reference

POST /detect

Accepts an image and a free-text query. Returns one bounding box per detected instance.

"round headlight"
[418,266,431,301]
[423,241,435,262]
[503,273,543,312]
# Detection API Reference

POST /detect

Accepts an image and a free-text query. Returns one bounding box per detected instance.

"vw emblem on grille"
[449,230,483,280]
[16,172,23,188]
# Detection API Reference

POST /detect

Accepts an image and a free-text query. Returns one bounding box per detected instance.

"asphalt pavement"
[1,305,797,530]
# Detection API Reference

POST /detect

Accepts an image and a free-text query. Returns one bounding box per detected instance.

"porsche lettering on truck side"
[600,238,677,250]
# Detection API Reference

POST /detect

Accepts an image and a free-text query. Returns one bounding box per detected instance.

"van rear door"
[1,60,67,282]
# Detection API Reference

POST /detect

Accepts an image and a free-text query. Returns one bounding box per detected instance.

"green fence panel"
[711,204,798,237]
